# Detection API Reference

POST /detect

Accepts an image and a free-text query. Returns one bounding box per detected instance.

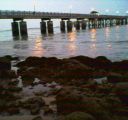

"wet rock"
[31,104,40,115]
[70,56,112,70]
[100,96,123,114]
[22,97,45,110]
[113,83,128,104]
[32,116,43,120]
[16,57,42,68]
[115,109,128,117]
[0,57,11,70]
[96,83,114,95]
[56,87,114,120]
[7,107,20,115]
[0,70,17,79]
[40,57,63,69]
[0,99,7,112]
[54,59,93,80]
[4,55,19,61]
[43,105,54,115]
[27,97,45,107]
[70,56,94,67]
[112,60,128,72]
[94,56,111,70]
[93,70,108,79]
[7,87,22,93]
[107,73,128,83]
[62,112,95,120]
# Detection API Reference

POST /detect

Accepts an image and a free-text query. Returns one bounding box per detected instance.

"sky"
[0,0,128,15]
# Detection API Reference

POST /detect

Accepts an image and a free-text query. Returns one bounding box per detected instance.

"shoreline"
[0,55,128,120]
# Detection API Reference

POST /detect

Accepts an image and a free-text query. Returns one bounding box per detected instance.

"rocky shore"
[0,55,128,120]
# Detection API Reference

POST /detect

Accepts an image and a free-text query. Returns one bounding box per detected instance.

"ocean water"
[0,19,128,61]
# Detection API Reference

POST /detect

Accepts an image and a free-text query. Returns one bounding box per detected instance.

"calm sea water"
[0,20,128,61]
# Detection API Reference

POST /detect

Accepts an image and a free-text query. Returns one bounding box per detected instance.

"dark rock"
[40,57,63,69]
[7,87,22,93]
[27,97,45,107]
[54,59,93,80]
[112,60,128,72]
[0,57,11,70]
[22,97,45,111]
[70,56,94,65]
[32,116,43,120]
[62,112,95,120]
[17,57,41,67]
[93,56,112,70]
[70,56,112,70]
[31,104,40,115]
[4,55,19,61]
[7,107,20,115]
[56,88,111,120]
[107,73,128,83]
[0,70,17,79]
[115,109,128,117]
[113,83,128,104]
[0,100,7,112]
[43,105,54,115]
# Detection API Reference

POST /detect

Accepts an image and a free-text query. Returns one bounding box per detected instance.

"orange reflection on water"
[68,31,77,42]
[90,29,97,41]
[67,31,77,55]
[33,36,44,57]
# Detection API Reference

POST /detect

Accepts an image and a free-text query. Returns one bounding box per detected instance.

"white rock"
[33,78,40,84]
[94,77,107,84]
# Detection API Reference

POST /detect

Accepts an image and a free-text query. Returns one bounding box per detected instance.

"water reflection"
[90,29,97,41]
[90,43,96,49]
[107,44,112,48]
[90,29,97,50]
[13,36,28,41]
[104,27,112,49]
[68,31,77,42]
[105,27,110,39]
[13,43,28,50]
[67,31,77,55]
[32,36,44,57]
[1,25,128,61]
[115,26,120,41]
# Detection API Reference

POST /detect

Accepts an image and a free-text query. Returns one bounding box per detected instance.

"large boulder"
[70,56,112,70]
[94,56,112,70]
[70,56,94,67]
[54,59,93,80]
[17,58,94,84]
[17,56,63,69]
[16,57,42,68]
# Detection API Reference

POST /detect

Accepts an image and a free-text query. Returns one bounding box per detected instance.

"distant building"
[90,11,99,15]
